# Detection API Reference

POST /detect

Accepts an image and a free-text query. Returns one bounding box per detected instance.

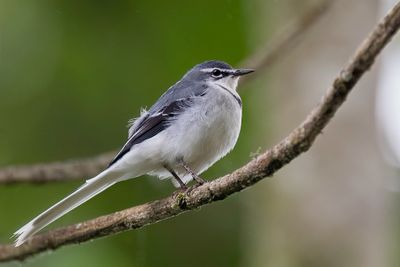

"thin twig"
[0,0,332,185]
[1,0,400,262]
[239,0,332,84]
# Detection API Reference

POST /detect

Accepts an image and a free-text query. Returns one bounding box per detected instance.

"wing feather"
[108,81,208,167]
[108,97,194,167]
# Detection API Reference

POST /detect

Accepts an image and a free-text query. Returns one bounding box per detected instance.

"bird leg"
[164,165,187,190]
[180,161,206,185]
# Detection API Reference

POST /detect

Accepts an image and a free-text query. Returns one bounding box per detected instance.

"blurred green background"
[1,1,398,267]
[0,1,269,266]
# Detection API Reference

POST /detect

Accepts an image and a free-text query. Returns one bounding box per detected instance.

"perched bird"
[13,60,254,246]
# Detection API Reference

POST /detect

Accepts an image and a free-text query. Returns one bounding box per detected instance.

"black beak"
[233,68,255,76]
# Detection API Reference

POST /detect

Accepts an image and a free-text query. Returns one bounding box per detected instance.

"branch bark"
[0,152,116,184]
[0,0,330,185]
[1,0,400,262]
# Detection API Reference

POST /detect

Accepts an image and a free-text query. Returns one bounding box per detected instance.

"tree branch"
[1,0,400,262]
[0,0,331,185]
[0,152,116,184]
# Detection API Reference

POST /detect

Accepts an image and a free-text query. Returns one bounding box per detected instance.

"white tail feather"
[13,170,120,246]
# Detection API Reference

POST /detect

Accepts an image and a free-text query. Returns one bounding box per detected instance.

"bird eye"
[211,69,222,78]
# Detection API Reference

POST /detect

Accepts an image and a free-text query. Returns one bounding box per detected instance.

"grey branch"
[0,152,116,184]
[0,0,331,185]
[1,0,400,262]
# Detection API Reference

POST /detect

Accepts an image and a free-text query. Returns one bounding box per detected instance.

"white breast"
[159,85,242,181]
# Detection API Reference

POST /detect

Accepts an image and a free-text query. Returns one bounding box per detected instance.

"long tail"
[13,169,121,246]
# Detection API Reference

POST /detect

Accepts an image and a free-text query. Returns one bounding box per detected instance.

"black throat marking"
[216,84,242,107]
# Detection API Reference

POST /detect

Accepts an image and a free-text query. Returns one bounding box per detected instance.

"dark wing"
[108,80,208,167]
[147,79,208,114]
[108,98,194,167]
[128,81,207,139]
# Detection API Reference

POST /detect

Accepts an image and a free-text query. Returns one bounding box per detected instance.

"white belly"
[154,88,241,183]
[115,87,242,185]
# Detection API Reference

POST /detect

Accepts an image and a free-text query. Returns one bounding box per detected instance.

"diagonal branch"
[0,0,331,185]
[1,0,400,262]
[239,0,332,84]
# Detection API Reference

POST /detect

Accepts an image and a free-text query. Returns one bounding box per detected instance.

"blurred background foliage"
[0,0,268,266]
[1,0,398,267]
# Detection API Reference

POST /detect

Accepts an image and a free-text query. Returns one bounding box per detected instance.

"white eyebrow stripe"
[200,68,217,73]
[200,68,235,74]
